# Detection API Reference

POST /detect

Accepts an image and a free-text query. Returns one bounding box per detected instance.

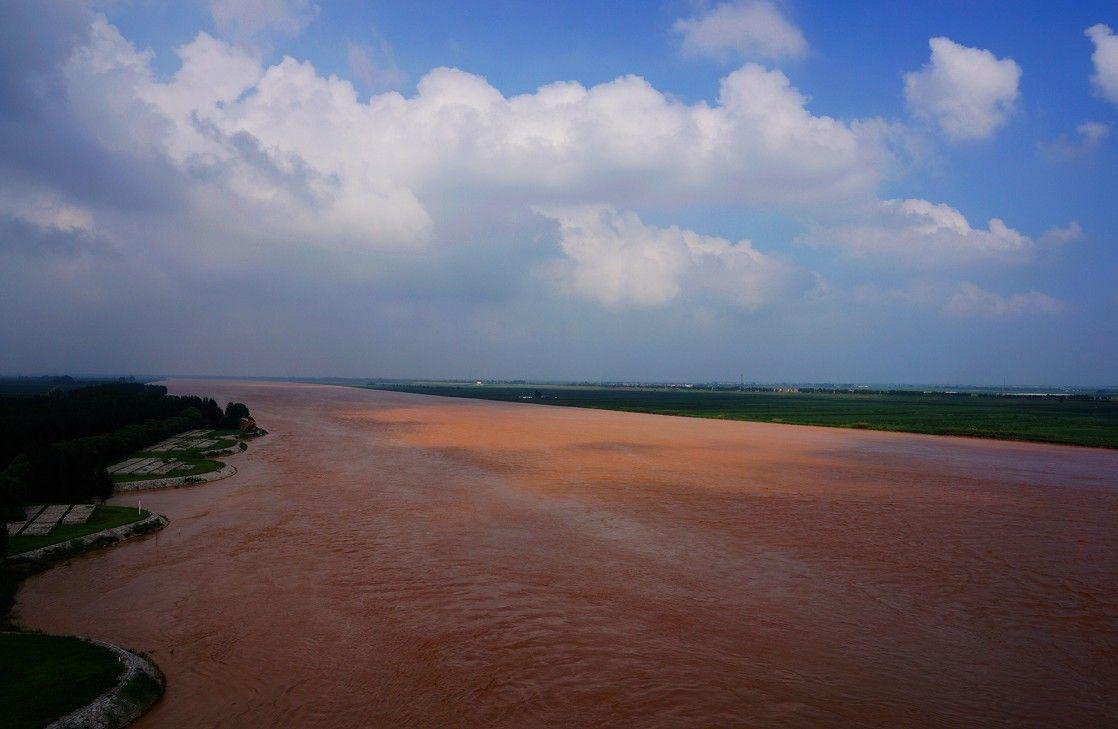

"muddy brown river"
[15,380,1118,727]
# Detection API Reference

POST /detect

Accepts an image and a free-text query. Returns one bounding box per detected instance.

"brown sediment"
[15,380,1118,728]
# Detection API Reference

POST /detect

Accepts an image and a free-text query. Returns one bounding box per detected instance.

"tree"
[221,402,251,429]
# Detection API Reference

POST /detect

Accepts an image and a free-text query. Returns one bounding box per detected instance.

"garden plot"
[6,505,46,535]
[108,457,147,473]
[151,460,187,475]
[111,456,200,482]
[61,504,95,524]
[110,457,159,475]
[21,504,71,536]
[143,431,232,454]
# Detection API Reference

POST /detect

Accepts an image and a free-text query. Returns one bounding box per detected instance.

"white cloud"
[804,198,1033,265]
[210,0,318,43]
[1038,221,1084,247]
[944,282,1064,318]
[1040,120,1110,160]
[535,205,796,309]
[1076,120,1111,147]
[856,281,1064,319]
[0,13,905,320]
[0,187,95,233]
[60,22,889,252]
[346,37,402,92]
[2,11,1068,332]
[1086,24,1118,105]
[0,7,1092,379]
[904,37,1021,141]
[674,1,807,62]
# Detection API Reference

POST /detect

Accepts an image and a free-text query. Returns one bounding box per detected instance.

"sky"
[1,1,1116,386]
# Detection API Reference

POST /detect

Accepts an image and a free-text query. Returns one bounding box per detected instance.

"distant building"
[239,416,256,432]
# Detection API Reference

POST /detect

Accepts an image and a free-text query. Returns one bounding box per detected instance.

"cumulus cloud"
[1086,24,1118,105]
[535,205,798,309]
[804,198,1033,265]
[904,37,1021,141]
[1040,120,1110,160]
[50,21,891,255]
[210,0,318,43]
[225,59,885,209]
[674,1,807,62]
[0,10,907,321]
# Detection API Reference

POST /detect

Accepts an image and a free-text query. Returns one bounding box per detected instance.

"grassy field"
[6,506,151,556]
[0,632,123,728]
[364,383,1118,449]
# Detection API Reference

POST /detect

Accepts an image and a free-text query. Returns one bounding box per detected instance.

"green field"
[364,383,1118,449]
[0,632,123,729]
[6,506,152,557]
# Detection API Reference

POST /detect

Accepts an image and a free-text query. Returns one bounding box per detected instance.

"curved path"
[15,380,1118,728]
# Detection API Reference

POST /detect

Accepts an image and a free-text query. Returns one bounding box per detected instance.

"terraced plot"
[108,428,243,486]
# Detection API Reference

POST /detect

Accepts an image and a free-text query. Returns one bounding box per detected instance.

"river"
[16,380,1118,727]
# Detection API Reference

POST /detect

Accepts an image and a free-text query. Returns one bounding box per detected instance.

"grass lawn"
[365,383,1118,449]
[0,632,122,729]
[6,506,151,557]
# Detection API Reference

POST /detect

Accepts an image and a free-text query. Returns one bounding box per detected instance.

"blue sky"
[1,1,1116,385]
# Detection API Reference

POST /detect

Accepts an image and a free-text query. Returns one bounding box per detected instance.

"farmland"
[364,382,1118,449]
